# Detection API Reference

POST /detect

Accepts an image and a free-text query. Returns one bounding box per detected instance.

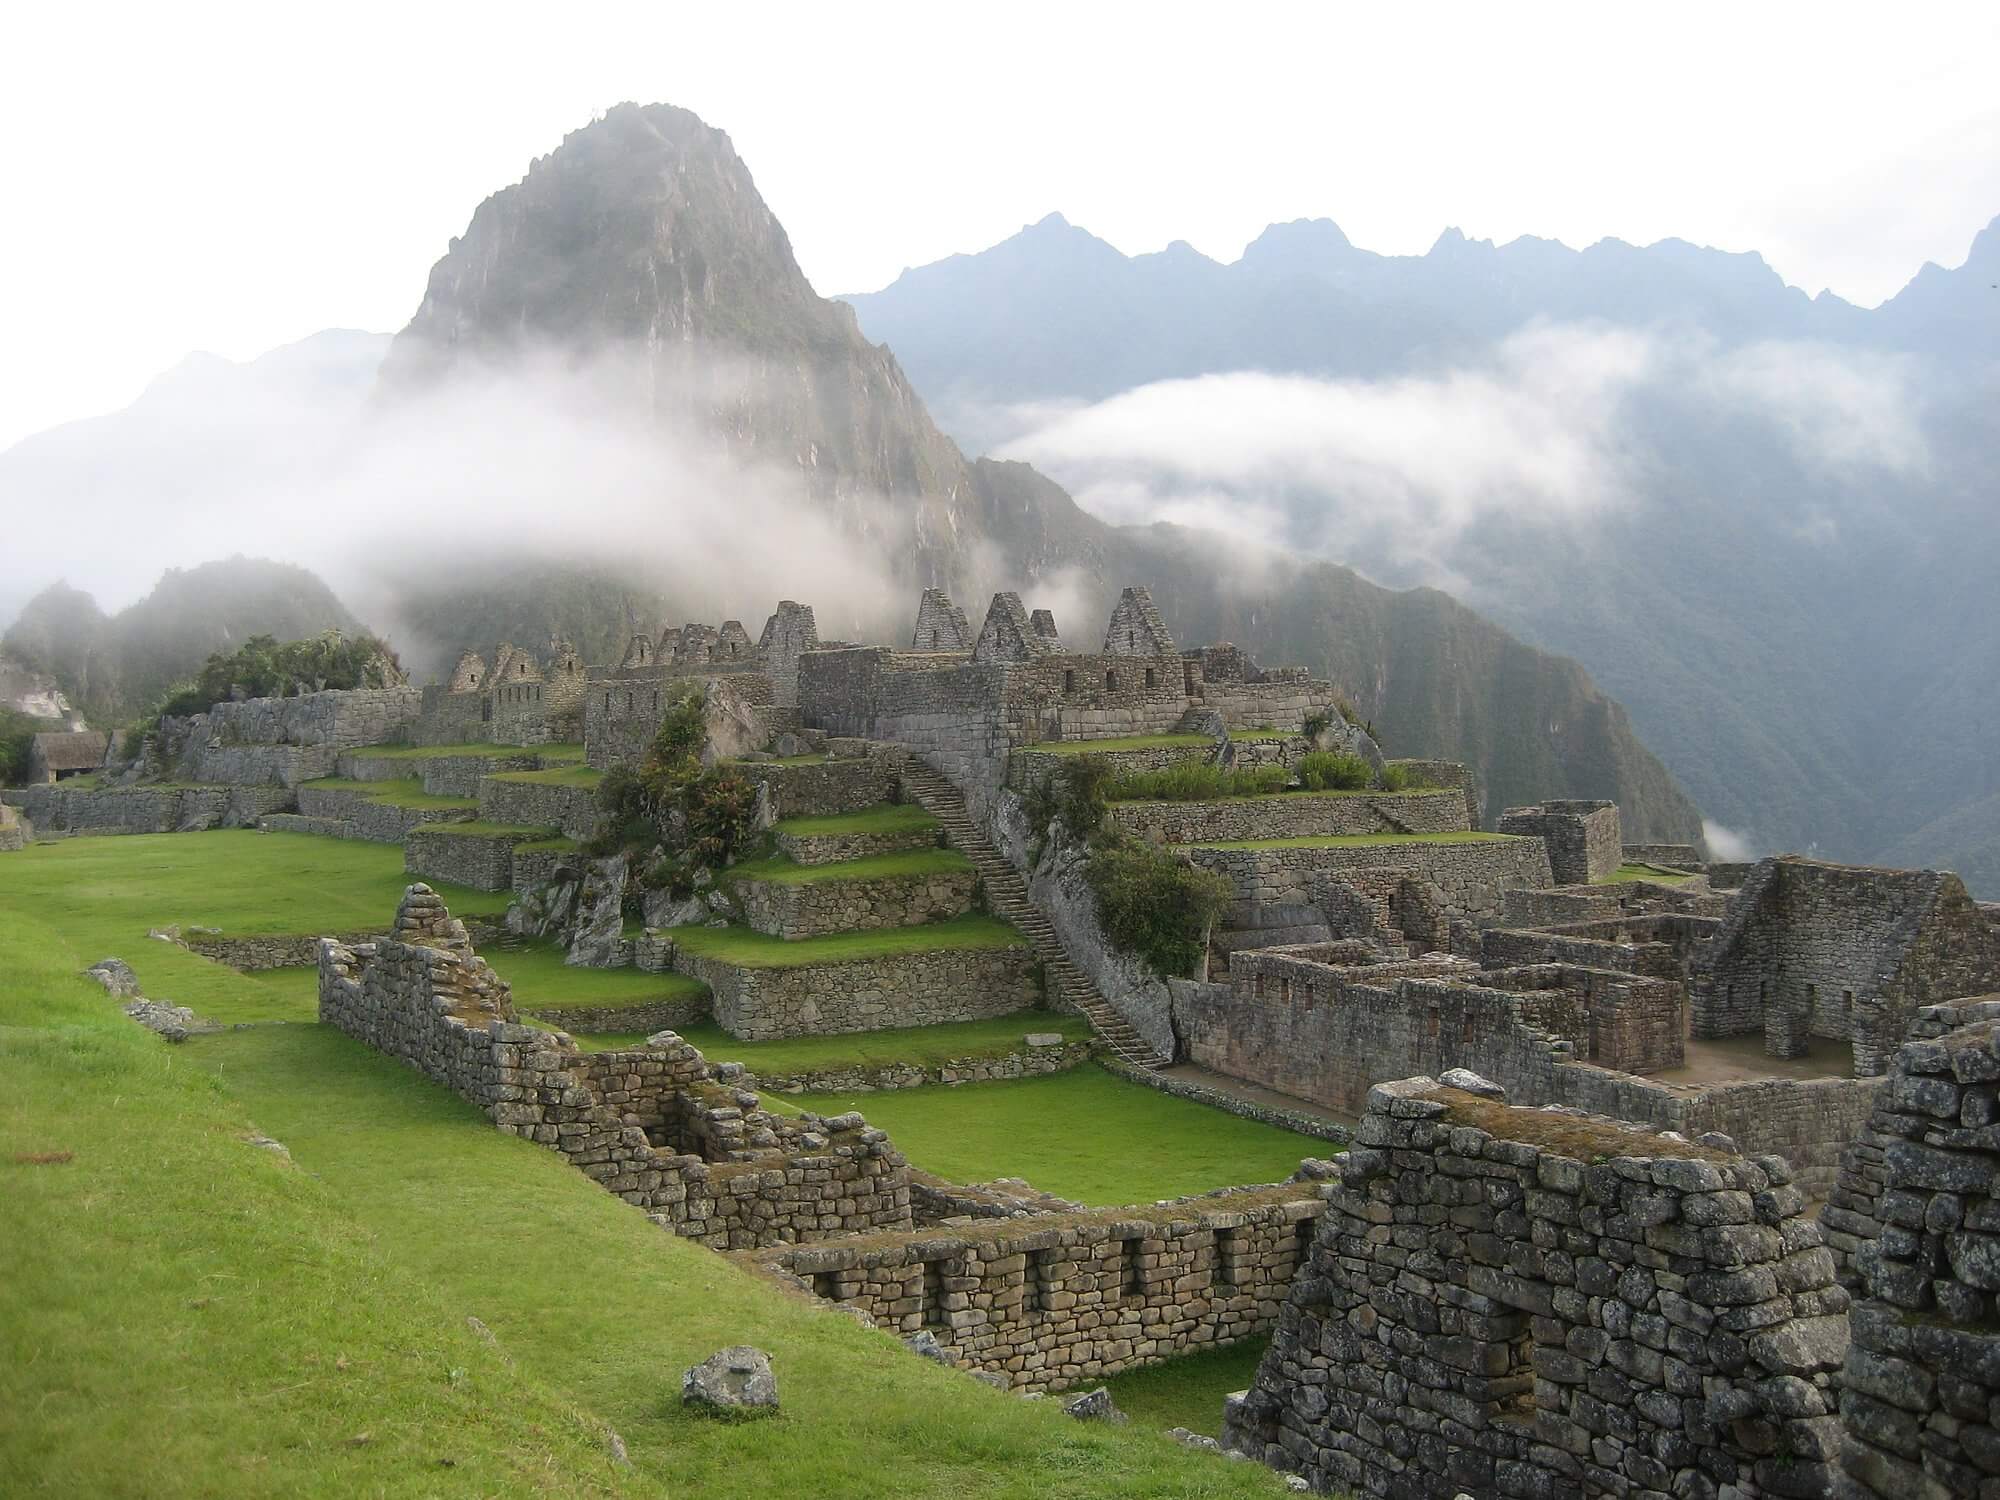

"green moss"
[671,915,1025,969]
[771,805,939,838]
[727,848,973,886]
[1189,831,1524,850]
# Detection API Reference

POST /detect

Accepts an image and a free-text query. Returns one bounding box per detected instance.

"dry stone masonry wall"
[731,863,980,939]
[673,942,1039,1040]
[1224,1075,1853,1499]
[1111,789,1471,844]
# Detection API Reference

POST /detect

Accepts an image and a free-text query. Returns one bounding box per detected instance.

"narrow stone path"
[896,762,1169,1069]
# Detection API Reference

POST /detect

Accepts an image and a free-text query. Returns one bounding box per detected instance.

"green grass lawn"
[351,741,587,762]
[0,907,1281,1496]
[1060,1339,1269,1437]
[1189,831,1521,850]
[1012,735,1211,757]
[1603,862,1694,884]
[727,848,972,886]
[671,915,1025,968]
[484,765,604,789]
[487,942,709,1012]
[784,1066,1322,1206]
[772,805,939,838]
[302,777,479,811]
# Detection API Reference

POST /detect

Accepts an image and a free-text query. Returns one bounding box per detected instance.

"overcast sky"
[2,1,1995,452]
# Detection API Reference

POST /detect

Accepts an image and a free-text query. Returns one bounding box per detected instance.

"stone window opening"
[1063,669,1075,695]
[1184,662,1197,694]
[1121,1240,1147,1304]
[812,1270,841,1302]
[1211,1228,1242,1291]
[1144,667,1157,689]
[626,691,634,712]
[1291,1218,1317,1273]
[1105,669,1119,693]
[604,692,611,712]
[518,662,526,676]
[1127,629,1136,649]
[921,1258,951,1333]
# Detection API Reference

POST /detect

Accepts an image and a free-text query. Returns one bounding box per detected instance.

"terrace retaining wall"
[1109,788,1469,845]
[674,944,1039,1040]
[732,864,980,939]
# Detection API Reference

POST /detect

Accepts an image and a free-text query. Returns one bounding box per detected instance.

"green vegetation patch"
[489,942,710,1012]
[727,848,973,887]
[671,915,1025,969]
[1060,1338,1270,1437]
[771,804,939,838]
[1192,828,1520,852]
[786,1065,1323,1206]
[302,776,478,811]
[1013,734,1211,757]
[1604,863,1694,884]
[485,765,605,789]
[512,834,580,854]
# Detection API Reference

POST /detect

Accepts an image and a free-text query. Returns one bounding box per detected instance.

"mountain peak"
[1239,217,1356,270]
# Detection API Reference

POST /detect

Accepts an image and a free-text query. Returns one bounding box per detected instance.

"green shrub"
[1084,838,1234,978]
[1301,711,1331,741]
[0,708,37,785]
[1106,761,1290,802]
[155,630,402,718]
[1024,758,1111,841]
[1378,764,1436,792]
[1295,751,1372,791]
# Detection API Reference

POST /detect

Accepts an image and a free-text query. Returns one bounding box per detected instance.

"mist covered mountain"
[0,102,1704,841]
[843,211,2000,887]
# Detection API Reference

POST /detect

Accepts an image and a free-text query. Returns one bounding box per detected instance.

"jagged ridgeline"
[359,101,1704,840]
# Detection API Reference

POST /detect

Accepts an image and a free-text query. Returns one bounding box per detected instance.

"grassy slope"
[786,1067,1319,1206]
[727,848,973,886]
[671,915,1024,968]
[773,805,939,838]
[0,854,1285,1497]
[485,765,605,788]
[494,943,709,1011]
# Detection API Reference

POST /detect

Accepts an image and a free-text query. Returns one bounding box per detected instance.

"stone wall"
[731,864,981,939]
[0,802,26,850]
[1224,1075,1853,1499]
[748,1183,1325,1392]
[748,1039,1095,1095]
[1199,679,1343,735]
[1695,856,2000,1074]
[1005,741,1215,795]
[740,754,901,820]
[411,684,488,747]
[295,784,474,842]
[318,886,911,1249]
[673,944,1039,1040]
[7,782,293,835]
[405,829,526,892]
[475,776,598,841]
[1499,798,1623,885]
[1623,842,1706,870]
[1481,911,1723,981]
[161,688,424,787]
[1188,835,1553,922]
[1836,999,2000,1499]
[1502,878,1723,929]
[1109,788,1470,844]
[335,750,540,795]
[187,929,378,971]
[774,821,941,866]
[1388,758,1483,831]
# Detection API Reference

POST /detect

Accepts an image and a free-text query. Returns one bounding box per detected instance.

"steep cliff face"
[375,102,1703,841]
[380,102,976,586]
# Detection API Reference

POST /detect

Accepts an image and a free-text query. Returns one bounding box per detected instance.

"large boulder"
[84,958,140,998]
[681,1346,779,1418]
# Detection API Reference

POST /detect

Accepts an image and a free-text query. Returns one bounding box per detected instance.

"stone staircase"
[896,762,1168,1069]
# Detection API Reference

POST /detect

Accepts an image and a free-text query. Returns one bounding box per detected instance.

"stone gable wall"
[1499,799,1623,885]
[749,1188,1324,1392]
[732,865,980,939]
[1224,1077,1851,1499]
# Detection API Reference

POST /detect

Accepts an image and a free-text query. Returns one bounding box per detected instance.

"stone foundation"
[773,822,941,866]
[475,776,600,841]
[405,828,540,891]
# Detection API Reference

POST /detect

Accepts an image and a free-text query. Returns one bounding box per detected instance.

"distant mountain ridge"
[840,206,2000,889]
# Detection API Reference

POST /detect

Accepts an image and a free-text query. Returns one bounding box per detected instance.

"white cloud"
[1702,819,1757,862]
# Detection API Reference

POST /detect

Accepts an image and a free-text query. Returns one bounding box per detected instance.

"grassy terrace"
[491,942,710,1012]
[1187,831,1522,850]
[484,764,604,789]
[351,740,588,762]
[1604,862,1695,884]
[670,914,1024,968]
[553,1011,1096,1064]
[2,832,1288,1495]
[413,820,557,841]
[1012,734,1210,757]
[727,848,972,886]
[784,1066,1323,1206]
[1111,786,1458,806]
[1061,1338,1270,1438]
[772,804,939,838]
[301,776,477,811]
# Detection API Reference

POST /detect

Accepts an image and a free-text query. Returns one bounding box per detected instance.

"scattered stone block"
[681,1346,778,1418]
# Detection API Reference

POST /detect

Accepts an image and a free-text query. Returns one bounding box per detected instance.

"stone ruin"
[1225,1074,1853,1499]
[319,885,912,1248]
[417,634,587,748]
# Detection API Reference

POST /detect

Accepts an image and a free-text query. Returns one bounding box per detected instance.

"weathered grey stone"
[681,1346,778,1417]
